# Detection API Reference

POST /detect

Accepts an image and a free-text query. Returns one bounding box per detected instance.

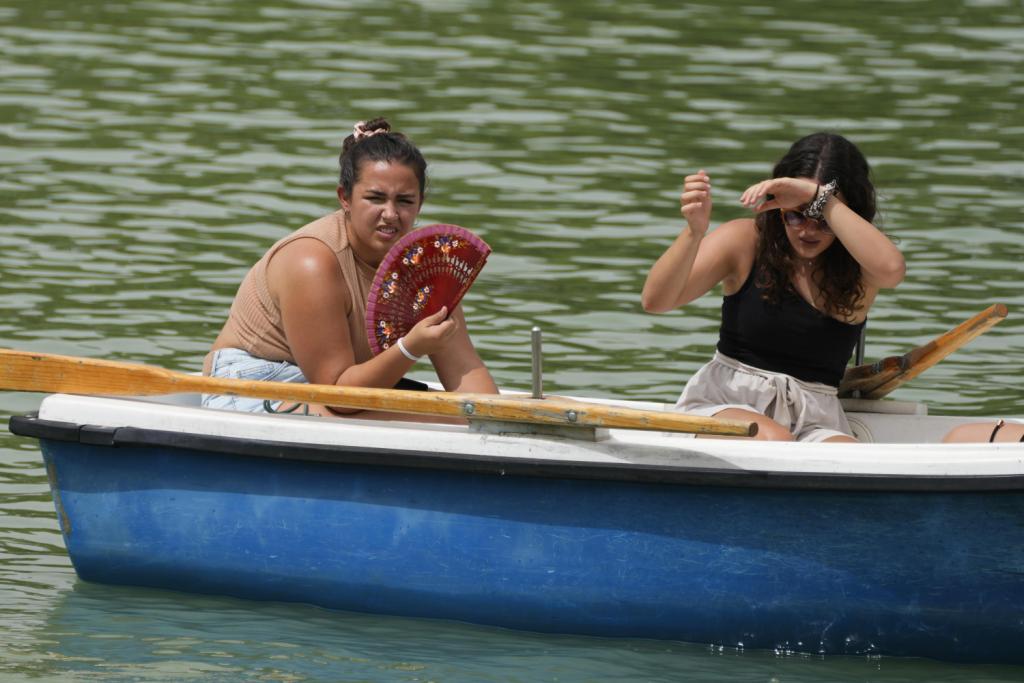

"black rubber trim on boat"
[79,425,117,447]
[9,414,78,442]
[8,413,1024,492]
[8,415,117,447]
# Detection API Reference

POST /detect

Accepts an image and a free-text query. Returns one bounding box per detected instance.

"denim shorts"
[202,347,308,413]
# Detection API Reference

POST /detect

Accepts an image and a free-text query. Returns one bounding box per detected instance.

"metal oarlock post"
[852,326,866,398]
[531,326,543,399]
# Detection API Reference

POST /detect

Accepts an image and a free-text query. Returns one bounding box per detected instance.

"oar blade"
[838,356,907,397]
[862,303,1007,399]
[838,303,1008,400]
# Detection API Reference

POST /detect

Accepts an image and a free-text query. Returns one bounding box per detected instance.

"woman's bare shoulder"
[269,236,339,275]
[711,217,758,241]
[266,237,349,308]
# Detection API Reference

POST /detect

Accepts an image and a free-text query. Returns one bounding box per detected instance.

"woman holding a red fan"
[202,118,498,416]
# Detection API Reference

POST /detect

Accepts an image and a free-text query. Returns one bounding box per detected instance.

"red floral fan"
[366,224,491,356]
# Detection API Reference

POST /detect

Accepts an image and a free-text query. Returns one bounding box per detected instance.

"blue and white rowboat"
[9,391,1024,664]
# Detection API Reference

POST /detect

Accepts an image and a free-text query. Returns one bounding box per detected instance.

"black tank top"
[716,265,864,387]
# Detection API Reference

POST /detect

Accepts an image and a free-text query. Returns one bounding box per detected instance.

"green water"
[2,0,1023,679]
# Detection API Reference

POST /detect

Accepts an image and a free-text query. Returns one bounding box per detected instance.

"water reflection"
[6,581,1020,683]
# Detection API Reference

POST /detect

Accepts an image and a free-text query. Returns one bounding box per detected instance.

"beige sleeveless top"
[212,210,375,366]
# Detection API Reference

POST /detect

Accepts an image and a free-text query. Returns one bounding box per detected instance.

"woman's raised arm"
[643,171,752,313]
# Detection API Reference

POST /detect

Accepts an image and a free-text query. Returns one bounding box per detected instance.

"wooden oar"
[838,303,1008,400]
[837,356,906,397]
[0,348,757,437]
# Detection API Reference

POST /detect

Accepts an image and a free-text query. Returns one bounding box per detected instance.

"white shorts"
[676,351,852,443]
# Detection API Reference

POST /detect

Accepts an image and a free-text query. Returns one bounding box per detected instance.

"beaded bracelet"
[805,179,838,219]
[396,337,421,362]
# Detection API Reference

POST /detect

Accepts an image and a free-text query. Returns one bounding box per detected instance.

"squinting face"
[338,160,422,264]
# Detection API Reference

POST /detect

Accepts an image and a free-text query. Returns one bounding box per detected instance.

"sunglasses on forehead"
[780,208,832,234]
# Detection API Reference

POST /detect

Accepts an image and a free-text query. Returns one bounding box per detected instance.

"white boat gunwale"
[10,393,1024,493]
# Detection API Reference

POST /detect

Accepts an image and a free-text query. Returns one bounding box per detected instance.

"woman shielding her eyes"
[642,132,905,443]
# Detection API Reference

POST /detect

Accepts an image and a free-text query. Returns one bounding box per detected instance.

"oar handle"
[0,348,757,437]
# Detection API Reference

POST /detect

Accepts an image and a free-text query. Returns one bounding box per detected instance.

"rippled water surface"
[2,0,1023,680]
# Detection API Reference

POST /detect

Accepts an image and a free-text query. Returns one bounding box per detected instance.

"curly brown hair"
[754,132,876,320]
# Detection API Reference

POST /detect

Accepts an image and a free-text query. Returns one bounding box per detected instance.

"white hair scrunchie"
[353,121,387,142]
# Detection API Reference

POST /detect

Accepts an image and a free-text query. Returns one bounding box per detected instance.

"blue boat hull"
[40,438,1024,663]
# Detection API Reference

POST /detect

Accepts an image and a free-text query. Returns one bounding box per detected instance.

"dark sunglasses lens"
[782,210,803,227]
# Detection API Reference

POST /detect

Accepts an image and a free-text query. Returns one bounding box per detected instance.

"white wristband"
[396,337,421,362]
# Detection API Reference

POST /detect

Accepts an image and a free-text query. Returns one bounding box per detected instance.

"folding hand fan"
[366,224,491,356]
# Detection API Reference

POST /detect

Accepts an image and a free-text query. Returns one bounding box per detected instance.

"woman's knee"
[942,423,983,443]
[713,409,794,441]
[754,419,795,441]
[943,421,1024,443]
